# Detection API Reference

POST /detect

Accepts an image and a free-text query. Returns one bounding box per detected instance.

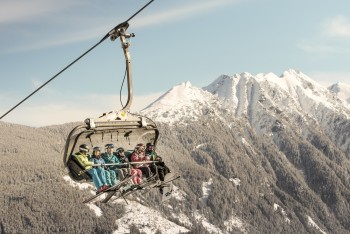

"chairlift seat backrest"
[67,155,92,182]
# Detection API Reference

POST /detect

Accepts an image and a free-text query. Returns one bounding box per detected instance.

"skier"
[130,143,151,178]
[102,143,124,181]
[115,147,131,178]
[145,143,170,181]
[91,146,117,187]
[74,144,109,194]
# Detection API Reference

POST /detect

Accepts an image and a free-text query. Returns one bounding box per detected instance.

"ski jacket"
[75,152,93,170]
[116,155,130,168]
[91,157,106,166]
[145,150,161,161]
[102,153,120,170]
[130,151,149,168]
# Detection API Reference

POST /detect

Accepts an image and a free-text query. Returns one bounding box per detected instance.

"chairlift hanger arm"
[110,25,135,112]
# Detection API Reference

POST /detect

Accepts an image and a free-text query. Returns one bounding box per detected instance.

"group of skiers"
[74,142,170,194]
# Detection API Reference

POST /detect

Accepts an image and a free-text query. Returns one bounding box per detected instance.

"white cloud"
[132,0,236,28]
[297,15,350,55]
[0,0,82,24]
[296,43,339,54]
[0,92,163,127]
[0,0,238,53]
[324,15,350,38]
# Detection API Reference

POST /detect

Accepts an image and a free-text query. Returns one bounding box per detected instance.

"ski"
[141,173,181,195]
[102,174,158,203]
[82,174,135,204]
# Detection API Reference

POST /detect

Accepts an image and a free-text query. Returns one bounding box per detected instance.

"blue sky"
[1,0,350,126]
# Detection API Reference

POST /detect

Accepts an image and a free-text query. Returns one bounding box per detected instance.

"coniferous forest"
[1,117,350,233]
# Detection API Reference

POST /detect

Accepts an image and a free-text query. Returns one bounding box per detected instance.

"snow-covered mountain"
[142,69,350,154]
[136,69,350,233]
[143,69,350,121]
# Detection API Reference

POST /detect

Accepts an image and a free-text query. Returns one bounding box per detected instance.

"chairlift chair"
[62,23,159,182]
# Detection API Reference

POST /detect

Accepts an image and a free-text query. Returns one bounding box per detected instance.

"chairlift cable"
[0,0,155,120]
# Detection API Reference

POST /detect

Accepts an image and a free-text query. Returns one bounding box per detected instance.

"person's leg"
[136,169,143,184]
[109,170,117,185]
[95,167,108,186]
[150,164,157,175]
[139,166,150,178]
[87,168,103,189]
[116,169,124,180]
[122,168,130,177]
[105,170,117,186]
[157,166,165,181]
[130,169,139,184]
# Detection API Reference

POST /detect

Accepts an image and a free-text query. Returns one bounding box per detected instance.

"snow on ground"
[86,203,103,217]
[273,203,290,224]
[223,216,247,234]
[64,175,189,233]
[172,185,187,201]
[201,178,213,203]
[195,143,207,150]
[112,200,189,234]
[171,212,192,228]
[63,176,104,216]
[194,211,223,234]
[229,178,241,187]
[63,175,94,190]
[141,81,204,124]
[307,216,327,234]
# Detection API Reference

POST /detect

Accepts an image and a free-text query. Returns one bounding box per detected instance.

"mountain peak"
[141,81,217,124]
[183,80,192,87]
[328,82,350,103]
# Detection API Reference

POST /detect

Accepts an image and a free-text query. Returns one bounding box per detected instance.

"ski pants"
[105,169,117,186]
[87,167,107,189]
[130,168,142,185]
[115,168,130,181]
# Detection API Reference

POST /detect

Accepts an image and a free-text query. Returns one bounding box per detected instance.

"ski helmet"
[105,143,114,149]
[93,146,101,152]
[116,147,125,153]
[79,144,89,152]
[146,143,154,151]
[135,143,145,151]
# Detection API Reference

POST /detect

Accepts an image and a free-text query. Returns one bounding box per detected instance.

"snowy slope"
[63,176,190,233]
[64,175,247,234]
[141,81,222,124]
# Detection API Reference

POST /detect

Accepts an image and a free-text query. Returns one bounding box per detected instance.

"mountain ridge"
[141,69,350,155]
